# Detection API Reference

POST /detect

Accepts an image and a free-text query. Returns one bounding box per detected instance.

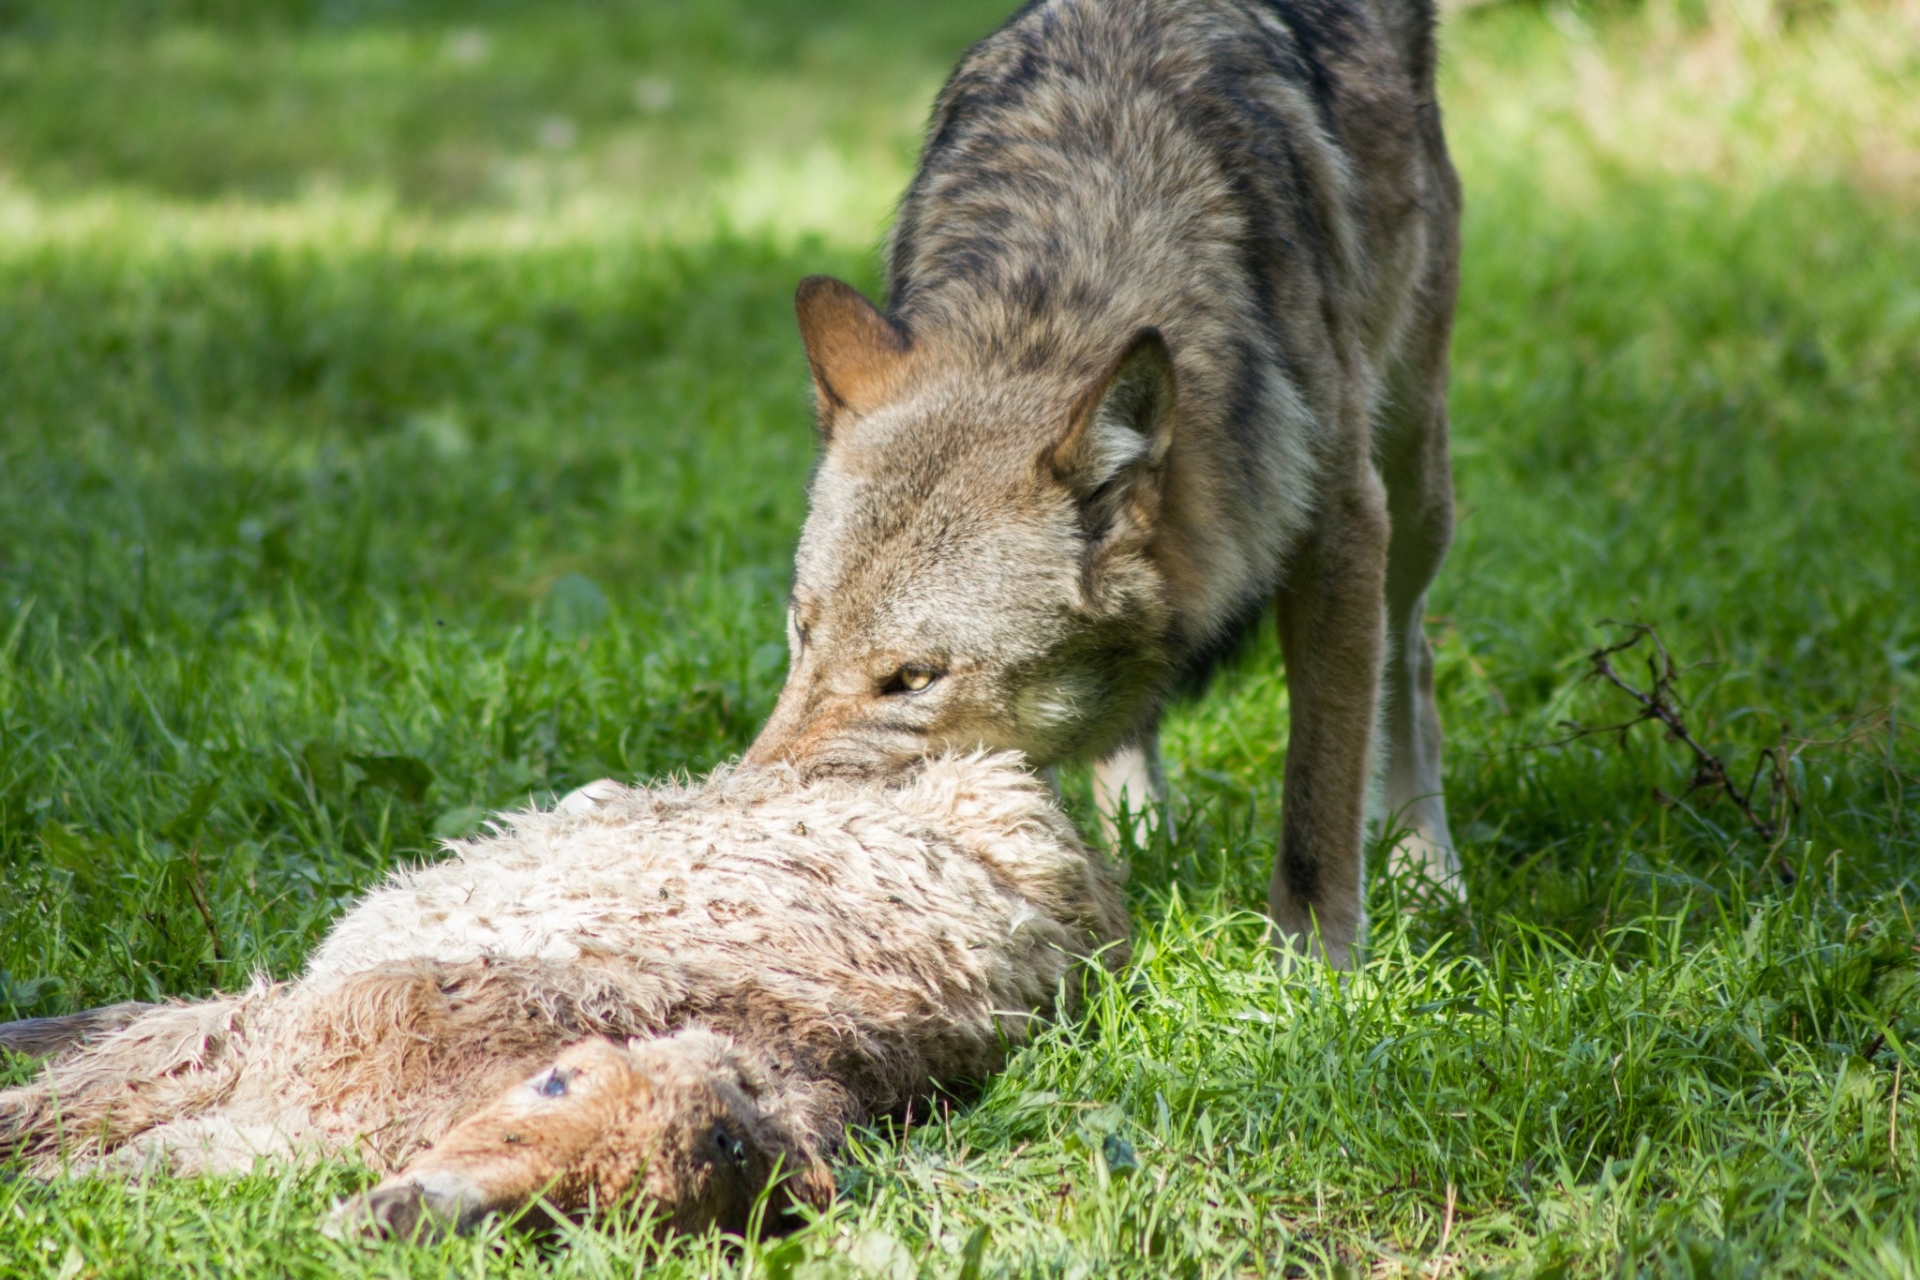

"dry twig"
[1566,623,1782,843]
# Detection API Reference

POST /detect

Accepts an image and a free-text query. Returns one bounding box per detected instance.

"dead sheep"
[0,753,1129,1239]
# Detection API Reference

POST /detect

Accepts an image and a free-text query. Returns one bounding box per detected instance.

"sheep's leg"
[328,1033,831,1240]
[1,994,258,1172]
[0,1003,157,1059]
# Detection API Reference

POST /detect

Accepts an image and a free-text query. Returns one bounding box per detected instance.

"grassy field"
[1,0,1917,1274]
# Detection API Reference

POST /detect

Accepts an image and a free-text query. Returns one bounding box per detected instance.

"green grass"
[2,0,1917,1274]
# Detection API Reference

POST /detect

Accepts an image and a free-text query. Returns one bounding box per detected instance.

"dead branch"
[1562,622,1780,844]
[185,842,226,963]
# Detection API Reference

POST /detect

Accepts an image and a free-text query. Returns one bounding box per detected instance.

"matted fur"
[0,754,1127,1235]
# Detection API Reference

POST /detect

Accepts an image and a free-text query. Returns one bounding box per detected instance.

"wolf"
[745,0,1463,967]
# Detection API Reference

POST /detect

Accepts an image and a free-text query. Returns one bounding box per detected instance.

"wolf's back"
[1359,0,1440,93]
[1256,0,1439,95]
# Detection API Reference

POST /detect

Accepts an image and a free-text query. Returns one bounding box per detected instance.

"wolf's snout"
[745,687,918,776]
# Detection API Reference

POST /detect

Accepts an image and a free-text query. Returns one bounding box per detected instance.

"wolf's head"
[745,277,1180,777]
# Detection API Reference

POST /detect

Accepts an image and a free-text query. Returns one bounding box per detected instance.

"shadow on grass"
[0,0,1009,208]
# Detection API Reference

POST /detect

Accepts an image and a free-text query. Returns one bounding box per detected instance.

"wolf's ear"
[795,276,911,439]
[1048,328,1176,533]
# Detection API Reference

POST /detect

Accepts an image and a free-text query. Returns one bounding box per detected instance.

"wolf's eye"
[882,666,941,695]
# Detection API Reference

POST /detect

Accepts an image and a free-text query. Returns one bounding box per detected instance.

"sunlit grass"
[1446,0,1920,201]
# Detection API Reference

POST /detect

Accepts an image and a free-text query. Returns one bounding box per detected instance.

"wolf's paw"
[1385,829,1465,906]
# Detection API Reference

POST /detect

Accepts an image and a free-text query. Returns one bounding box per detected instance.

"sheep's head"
[328,1032,831,1240]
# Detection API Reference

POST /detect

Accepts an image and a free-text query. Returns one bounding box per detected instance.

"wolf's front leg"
[1092,726,1169,849]
[1378,255,1463,903]
[328,1033,830,1241]
[1269,472,1391,969]
[1381,510,1461,903]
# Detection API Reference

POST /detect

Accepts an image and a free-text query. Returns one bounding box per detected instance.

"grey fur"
[751,0,1463,965]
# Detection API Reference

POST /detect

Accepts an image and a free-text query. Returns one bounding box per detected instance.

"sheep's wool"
[1,754,1128,1181]
[314,753,1120,1004]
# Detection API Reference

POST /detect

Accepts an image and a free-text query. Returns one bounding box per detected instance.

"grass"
[1,0,1916,1273]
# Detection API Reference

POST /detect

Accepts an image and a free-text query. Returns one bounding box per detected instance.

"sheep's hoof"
[0,1001,155,1058]
[555,778,623,816]
[324,1182,444,1243]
